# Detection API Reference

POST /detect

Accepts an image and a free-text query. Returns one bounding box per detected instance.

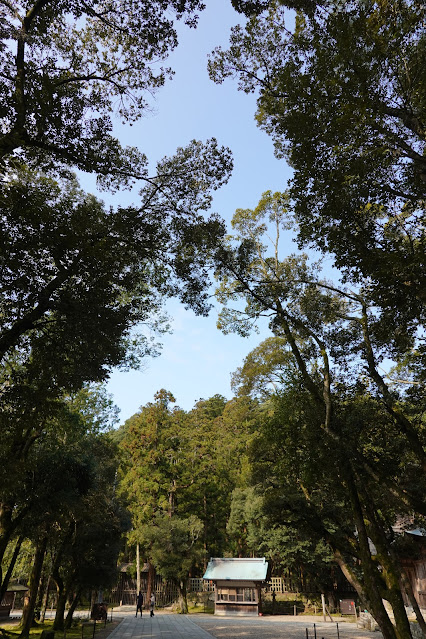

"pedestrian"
[149,593,155,617]
[136,591,143,617]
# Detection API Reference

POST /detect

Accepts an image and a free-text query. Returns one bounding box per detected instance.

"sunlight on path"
[107,610,383,639]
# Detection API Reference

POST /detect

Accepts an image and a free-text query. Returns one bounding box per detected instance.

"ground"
[0,606,383,639]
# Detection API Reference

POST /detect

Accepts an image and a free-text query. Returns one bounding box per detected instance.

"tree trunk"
[0,504,14,594]
[52,567,67,631]
[168,482,176,517]
[146,562,155,609]
[0,535,23,601]
[178,580,188,614]
[342,466,399,639]
[378,559,413,639]
[136,543,140,595]
[203,494,208,570]
[40,575,51,623]
[19,536,48,639]
[65,588,82,629]
[54,589,67,631]
[358,483,414,639]
[36,572,46,617]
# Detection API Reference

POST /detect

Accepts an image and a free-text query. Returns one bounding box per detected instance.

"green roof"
[6,584,29,592]
[203,558,268,582]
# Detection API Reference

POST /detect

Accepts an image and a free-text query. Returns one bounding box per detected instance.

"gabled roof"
[203,557,268,582]
[6,583,29,592]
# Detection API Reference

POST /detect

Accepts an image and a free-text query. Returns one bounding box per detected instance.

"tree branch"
[359,300,426,472]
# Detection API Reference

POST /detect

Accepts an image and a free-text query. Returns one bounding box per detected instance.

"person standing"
[149,593,155,617]
[136,591,143,617]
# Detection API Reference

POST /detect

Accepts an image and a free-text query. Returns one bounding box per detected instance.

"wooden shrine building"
[203,557,269,616]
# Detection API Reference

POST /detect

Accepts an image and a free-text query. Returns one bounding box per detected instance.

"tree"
[248,376,426,618]
[118,389,187,601]
[6,388,127,638]
[49,437,128,632]
[231,336,298,399]
[209,0,426,335]
[227,486,333,592]
[213,191,426,639]
[178,394,260,559]
[119,390,183,525]
[0,0,207,187]
[118,388,259,594]
[145,513,205,613]
[0,135,232,577]
[0,148,230,380]
[0,385,122,609]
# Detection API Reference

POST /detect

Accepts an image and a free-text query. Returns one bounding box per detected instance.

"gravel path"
[105,609,383,639]
[191,615,383,639]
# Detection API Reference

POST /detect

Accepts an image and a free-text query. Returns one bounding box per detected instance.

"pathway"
[107,610,383,639]
[192,615,383,639]
[107,612,214,639]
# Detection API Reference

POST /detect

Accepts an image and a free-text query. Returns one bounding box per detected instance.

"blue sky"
[98,0,297,421]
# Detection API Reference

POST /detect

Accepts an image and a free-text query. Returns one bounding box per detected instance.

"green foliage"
[146,512,205,582]
[1,4,234,602]
[231,336,299,398]
[0,386,126,610]
[118,389,183,532]
[252,382,425,578]
[145,512,205,613]
[0,0,207,186]
[0,141,231,530]
[213,191,426,639]
[1,538,33,585]
[209,1,426,337]
[181,395,260,555]
[118,391,260,561]
[42,421,127,631]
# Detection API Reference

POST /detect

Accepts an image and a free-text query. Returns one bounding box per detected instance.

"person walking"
[149,593,155,617]
[136,591,143,617]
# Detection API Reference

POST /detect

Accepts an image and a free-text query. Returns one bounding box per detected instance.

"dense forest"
[0,1,425,639]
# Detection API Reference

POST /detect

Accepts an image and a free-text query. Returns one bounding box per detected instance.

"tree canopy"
[0,146,231,552]
[117,390,261,609]
[213,190,426,639]
[0,0,209,187]
[2,0,426,630]
[0,385,127,636]
[209,0,426,332]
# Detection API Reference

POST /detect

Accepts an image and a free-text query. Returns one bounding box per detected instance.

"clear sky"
[98,0,296,422]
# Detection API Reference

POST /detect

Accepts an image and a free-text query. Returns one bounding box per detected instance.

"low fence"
[267,577,285,593]
[108,577,353,611]
[110,577,214,606]
[188,579,214,593]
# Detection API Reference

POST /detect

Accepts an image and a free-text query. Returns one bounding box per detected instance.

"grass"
[0,619,119,639]
[187,603,215,615]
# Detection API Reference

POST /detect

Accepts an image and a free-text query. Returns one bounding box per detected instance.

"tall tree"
[179,394,260,558]
[8,387,127,638]
[0,385,122,604]
[209,0,426,335]
[226,485,333,593]
[118,391,259,581]
[49,434,127,632]
[119,390,183,525]
[0,149,230,586]
[145,513,205,613]
[213,191,426,639]
[0,150,230,379]
[118,389,186,600]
